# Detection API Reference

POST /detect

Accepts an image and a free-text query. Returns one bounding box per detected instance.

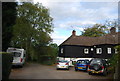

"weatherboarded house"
[59,27,120,58]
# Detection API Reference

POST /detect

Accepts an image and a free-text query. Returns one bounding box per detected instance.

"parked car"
[74,59,89,71]
[87,58,110,76]
[56,60,69,70]
[7,48,26,67]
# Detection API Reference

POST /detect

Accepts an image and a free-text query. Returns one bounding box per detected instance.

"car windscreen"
[90,59,102,64]
[58,60,68,63]
[77,60,86,64]
[12,52,21,57]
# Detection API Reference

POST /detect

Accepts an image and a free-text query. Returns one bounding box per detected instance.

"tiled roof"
[60,32,120,46]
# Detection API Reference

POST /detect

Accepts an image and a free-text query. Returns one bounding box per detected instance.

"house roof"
[60,32,120,46]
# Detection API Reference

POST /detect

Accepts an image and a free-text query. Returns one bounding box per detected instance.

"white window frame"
[96,48,102,54]
[115,49,118,54]
[107,48,111,54]
[84,48,89,54]
[61,48,63,53]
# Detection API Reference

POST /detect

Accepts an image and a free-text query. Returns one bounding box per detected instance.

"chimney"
[110,27,116,34]
[72,30,76,36]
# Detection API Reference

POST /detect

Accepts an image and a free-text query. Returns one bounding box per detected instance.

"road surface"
[9,63,113,79]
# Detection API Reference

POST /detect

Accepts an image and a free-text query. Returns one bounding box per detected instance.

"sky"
[33,0,118,45]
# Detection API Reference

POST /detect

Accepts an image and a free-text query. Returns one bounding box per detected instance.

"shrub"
[0,52,13,80]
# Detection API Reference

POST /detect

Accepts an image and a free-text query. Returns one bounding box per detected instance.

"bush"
[38,56,55,65]
[0,52,13,80]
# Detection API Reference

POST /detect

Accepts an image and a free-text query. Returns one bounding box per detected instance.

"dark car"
[74,59,89,71]
[87,58,110,76]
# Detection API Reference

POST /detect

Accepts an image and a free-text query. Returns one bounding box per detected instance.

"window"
[24,54,26,57]
[24,51,26,57]
[107,48,111,54]
[61,48,63,53]
[84,48,89,54]
[12,52,21,57]
[96,48,102,54]
[115,49,118,54]
[91,59,101,64]
[77,60,86,64]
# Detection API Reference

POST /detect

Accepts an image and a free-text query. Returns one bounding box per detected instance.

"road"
[9,63,113,79]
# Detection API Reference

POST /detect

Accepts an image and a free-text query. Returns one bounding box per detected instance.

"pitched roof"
[60,32,120,46]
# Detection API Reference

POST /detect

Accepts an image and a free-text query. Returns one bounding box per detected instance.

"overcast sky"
[33,0,118,45]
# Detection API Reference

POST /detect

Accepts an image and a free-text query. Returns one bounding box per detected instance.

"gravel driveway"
[9,63,113,80]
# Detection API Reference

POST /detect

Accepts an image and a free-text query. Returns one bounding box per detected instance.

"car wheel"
[67,68,69,70]
[19,65,23,68]
[85,69,87,72]
[75,68,78,71]
[88,72,92,75]
[56,68,59,70]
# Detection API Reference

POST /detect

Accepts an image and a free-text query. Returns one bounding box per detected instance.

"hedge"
[0,52,13,80]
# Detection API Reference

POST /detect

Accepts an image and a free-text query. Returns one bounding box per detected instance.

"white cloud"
[47,2,117,23]
[34,0,118,22]
[33,0,118,45]
[67,21,96,25]
[33,0,119,3]
[51,31,69,45]
[56,20,96,31]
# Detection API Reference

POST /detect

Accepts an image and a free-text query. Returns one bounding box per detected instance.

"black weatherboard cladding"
[92,44,116,58]
[59,45,92,58]
[59,44,116,58]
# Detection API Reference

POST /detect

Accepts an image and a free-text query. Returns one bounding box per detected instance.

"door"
[12,51,22,64]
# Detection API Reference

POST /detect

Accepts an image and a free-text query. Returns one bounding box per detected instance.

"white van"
[7,48,26,67]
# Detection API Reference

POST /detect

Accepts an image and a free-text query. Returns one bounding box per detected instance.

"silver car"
[56,60,69,70]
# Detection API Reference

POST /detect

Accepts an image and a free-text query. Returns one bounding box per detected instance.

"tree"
[36,43,58,64]
[82,24,107,37]
[2,2,17,51]
[49,43,58,57]
[105,19,118,29]
[11,2,53,61]
[118,46,120,80]
[48,43,58,64]
[108,45,120,79]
